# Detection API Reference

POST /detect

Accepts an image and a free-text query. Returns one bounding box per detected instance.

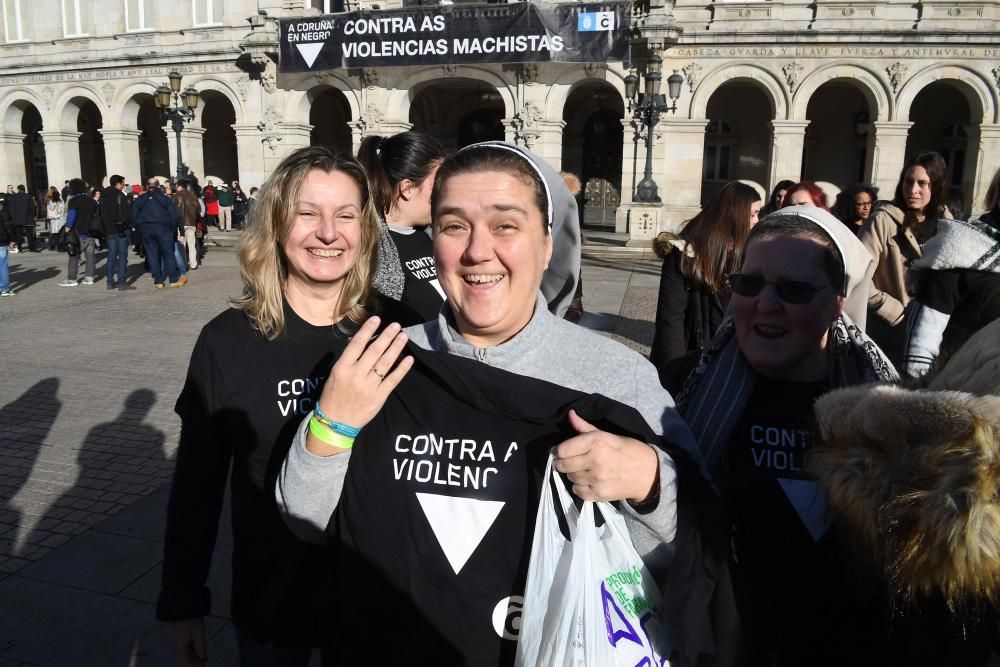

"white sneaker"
[59,279,79,287]
[10,247,18,254]
[0,291,13,297]
[81,277,95,285]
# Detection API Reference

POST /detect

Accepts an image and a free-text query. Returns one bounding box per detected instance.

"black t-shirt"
[724,376,885,665]
[390,224,445,321]
[326,344,659,666]
[157,294,418,646]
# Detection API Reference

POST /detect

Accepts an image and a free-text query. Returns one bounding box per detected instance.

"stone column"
[261,122,314,177]
[767,121,810,189]
[659,117,708,233]
[870,121,913,197]
[233,125,266,191]
[0,133,27,186]
[968,124,1000,217]
[100,128,142,183]
[530,120,565,172]
[39,131,82,183]
[181,128,206,182]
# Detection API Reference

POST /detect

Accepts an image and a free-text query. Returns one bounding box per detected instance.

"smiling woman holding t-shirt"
[359,131,447,321]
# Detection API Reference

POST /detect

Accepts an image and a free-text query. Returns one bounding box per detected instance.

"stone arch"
[114,82,162,130]
[184,76,246,126]
[388,66,516,123]
[545,65,628,120]
[55,86,105,131]
[896,65,996,124]
[0,90,46,134]
[791,62,891,121]
[286,75,361,125]
[688,63,787,121]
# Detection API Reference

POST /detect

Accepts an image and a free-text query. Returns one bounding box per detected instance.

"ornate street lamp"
[625,54,684,203]
[153,71,200,181]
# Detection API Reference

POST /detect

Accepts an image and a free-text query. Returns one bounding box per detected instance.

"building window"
[308,0,341,12]
[63,0,86,37]
[193,0,223,26]
[3,0,25,41]
[703,120,734,181]
[126,0,152,31]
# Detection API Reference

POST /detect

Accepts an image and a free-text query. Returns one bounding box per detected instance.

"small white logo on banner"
[577,11,614,32]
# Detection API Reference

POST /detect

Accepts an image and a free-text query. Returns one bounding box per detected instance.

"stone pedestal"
[871,121,913,197]
[100,128,142,183]
[622,202,663,246]
[180,128,206,183]
[768,121,810,187]
[0,133,27,186]
[38,131,82,184]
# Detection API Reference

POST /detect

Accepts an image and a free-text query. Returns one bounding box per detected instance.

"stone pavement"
[0,242,662,666]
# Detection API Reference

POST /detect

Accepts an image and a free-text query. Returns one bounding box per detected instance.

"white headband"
[456,141,554,229]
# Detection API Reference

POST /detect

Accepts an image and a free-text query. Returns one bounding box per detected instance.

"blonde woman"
[156,146,417,665]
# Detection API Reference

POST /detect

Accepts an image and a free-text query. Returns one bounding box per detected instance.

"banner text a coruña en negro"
[278,1,629,72]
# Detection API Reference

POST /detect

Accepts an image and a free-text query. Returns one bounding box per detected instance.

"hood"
[653,232,687,259]
[460,142,580,317]
[871,201,905,226]
[911,216,1000,274]
[810,317,1000,607]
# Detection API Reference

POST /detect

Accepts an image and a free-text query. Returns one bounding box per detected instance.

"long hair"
[678,180,761,293]
[357,131,445,219]
[782,181,829,210]
[231,146,381,341]
[762,179,795,215]
[983,166,1000,214]
[893,152,948,228]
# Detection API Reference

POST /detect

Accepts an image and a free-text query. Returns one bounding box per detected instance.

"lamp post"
[624,55,684,203]
[153,71,200,181]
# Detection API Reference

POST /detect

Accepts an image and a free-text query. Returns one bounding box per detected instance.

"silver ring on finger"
[372,368,386,380]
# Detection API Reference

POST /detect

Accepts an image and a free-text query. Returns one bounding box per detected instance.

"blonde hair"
[231,146,380,340]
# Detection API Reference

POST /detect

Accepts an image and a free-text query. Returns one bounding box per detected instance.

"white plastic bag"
[516,455,671,667]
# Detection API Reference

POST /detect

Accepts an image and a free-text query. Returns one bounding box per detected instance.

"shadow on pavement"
[0,378,61,567]
[7,265,61,292]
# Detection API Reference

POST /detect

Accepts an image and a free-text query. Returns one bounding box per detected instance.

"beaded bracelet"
[309,416,355,450]
[312,403,362,438]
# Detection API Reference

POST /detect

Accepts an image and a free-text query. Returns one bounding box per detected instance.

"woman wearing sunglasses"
[676,205,897,665]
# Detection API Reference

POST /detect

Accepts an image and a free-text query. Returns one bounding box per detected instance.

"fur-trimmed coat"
[811,318,1000,663]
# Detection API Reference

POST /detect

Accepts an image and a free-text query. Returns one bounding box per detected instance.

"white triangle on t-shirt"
[777,478,833,542]
[295,43,324,68]
[416,492,505,575]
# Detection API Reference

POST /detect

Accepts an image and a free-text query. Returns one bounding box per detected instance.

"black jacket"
[7,192,35,227]
[99,186,133,234]
[650,238,728,393]
[0,201,13,244]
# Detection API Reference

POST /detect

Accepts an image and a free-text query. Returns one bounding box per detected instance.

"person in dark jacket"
[100,175,135,291]
[59,178,99,287]
[132,178,183,288]
[8,184,38,252]
[903,167,1000,377]
[650,181,762,393]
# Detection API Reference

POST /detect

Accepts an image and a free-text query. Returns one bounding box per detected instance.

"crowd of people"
[142,132,1000,667]
[0,176,257,294]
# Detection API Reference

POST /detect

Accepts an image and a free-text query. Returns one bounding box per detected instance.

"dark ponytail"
[357,131,445,217]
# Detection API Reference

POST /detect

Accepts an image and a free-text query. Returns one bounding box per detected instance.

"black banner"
[278,1,629,73]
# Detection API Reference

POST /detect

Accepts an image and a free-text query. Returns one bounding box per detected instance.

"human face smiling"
[902,165,932,214]
[283,169,362,296]
[434,170,553,348]
[733,235,845,383]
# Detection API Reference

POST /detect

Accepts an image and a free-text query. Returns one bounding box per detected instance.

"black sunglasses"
[727,273,829,305]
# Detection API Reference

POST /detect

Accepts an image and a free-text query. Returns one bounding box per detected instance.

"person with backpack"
[59,178,99,287]
[132,178,184,289]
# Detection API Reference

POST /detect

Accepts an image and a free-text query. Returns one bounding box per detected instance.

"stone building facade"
[2,0,999,238]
